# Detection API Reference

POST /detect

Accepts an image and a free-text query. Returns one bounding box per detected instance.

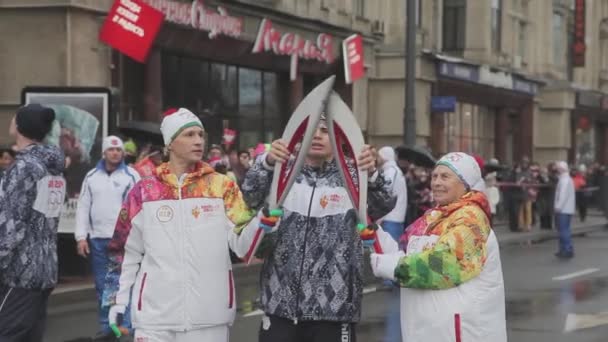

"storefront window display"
[444,102,495,158]
[161,53,286,149]
[575,116,595,167]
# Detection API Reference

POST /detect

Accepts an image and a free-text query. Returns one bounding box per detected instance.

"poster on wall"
[22,87,110,234]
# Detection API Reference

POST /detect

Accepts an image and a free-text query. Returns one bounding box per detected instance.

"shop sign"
[252,18,335,81]
[144,0,243,38]
[479,65,513,90]
[438,61,479,83]
[342,34,365,84]
[573,0,586,67]
[431,96,456,113]
[577,91,602,108]
[99,0,164,63]
[512,77,537,95]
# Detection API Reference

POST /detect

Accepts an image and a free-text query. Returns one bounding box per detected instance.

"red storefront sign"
[144,0,243,38]
[99,0,164,63]
[573,0,586,67]
[252,19,335,81]
[342,34,365,84]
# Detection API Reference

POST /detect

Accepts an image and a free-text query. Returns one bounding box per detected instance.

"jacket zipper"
[177,175,187,330]
[138,272,147,311]
[293,178,317,325]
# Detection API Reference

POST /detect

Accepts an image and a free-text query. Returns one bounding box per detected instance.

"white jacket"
[380,161,408,223]
[555,173,576,215]
[74,161,140,241]
[103,163,264,331]
[375,227,506,342]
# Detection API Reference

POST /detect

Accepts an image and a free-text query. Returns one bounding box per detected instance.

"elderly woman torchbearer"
[371,152,507,342]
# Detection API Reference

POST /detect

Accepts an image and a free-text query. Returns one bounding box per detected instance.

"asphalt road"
[45,230,608,342]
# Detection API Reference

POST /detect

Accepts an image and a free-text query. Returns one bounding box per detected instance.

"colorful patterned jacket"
[241,156,396,323]
[102,162,263,331]
[377,191,507,342]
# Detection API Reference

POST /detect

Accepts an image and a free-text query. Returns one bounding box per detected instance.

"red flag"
[99,0,164,63]
[342,34,365,84]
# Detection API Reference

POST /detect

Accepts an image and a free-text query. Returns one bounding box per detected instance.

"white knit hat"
[436,152,484,191]
[160,108,204,146]
[102,135,124,153]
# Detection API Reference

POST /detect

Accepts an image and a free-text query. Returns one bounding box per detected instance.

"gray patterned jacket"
[0,144,65,289]
[241,156,395,323]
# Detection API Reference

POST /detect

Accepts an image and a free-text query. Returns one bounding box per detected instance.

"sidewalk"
[493,210,606,246]
[49,211,608,312]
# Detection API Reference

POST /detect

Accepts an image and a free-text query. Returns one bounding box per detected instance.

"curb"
[50,223,607,304]
[497,224,606,246]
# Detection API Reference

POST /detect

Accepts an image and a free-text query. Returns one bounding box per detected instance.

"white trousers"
[134,325,229,342]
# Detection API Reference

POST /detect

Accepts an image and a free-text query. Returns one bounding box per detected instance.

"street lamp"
[404,0,417,146]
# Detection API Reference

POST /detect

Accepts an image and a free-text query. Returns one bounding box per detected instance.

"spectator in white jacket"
[378,146,408,241]
[484,172,500,224]
[554,161,575,259]
[74,136,140,339]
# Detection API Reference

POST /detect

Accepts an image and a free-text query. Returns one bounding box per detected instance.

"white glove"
[370,251,405,281]
[108,304,126,326]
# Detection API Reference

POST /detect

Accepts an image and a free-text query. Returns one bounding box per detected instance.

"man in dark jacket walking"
[241,118,395,342]
[0,104,66,342]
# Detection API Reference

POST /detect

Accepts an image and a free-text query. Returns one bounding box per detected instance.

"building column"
[143,49,162,121]
[289,73,304,113]
[601,124,608,165]
[519,101,534,160]
[494,108,509,162]
[568,115,576,164]
[431,112,446,156]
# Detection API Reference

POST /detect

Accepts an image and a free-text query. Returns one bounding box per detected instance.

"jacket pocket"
[228,270,234,309]
[138,272,148,311]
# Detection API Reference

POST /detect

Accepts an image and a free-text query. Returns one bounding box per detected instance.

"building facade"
[0,0,383,275]
[0,0,383,149]
[370,0,608,166]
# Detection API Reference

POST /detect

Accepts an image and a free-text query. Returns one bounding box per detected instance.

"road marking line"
[552,268,599,281]
[564,312,608,332]
[51,283,95,295]
[363,286,377,294]
[243,309,265,317]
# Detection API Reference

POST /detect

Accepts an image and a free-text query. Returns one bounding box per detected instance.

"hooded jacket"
[241,156,396,323]
[377,191,507,342]
[102,162,263,331]
[378,147,408,223]
[0,144,66,289]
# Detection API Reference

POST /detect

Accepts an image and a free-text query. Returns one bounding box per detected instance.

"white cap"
[102,136,124,153]
[160,108,204,146]
[436,152,484,191]
[556,161,569,173]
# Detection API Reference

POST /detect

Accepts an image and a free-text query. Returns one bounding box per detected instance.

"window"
[444,102,495,158]
[442,0,466,53]
[518,21,527,59]
[491,0,502,52]
[238,68,262,116]
[415,0,422,27]
[161,53,284,148]
[354,0,364,17]
[553,11,565,66]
